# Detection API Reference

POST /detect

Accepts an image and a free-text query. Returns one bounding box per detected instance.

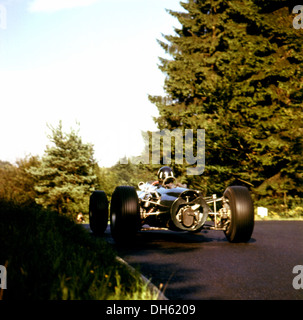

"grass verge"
[254,206,303,221]
[0,200,158,300]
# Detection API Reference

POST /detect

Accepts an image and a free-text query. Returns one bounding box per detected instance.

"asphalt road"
[100,221,303,300]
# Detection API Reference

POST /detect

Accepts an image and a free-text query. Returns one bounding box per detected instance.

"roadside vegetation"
[0,200,158,300]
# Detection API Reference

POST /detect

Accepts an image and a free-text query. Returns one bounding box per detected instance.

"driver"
[152,166,186,188]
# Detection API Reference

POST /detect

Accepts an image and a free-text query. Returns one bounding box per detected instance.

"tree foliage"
[149,0,303,208]
[95,159,158,201]
[1,1,303,216]
[27,122,97,217]
[0,157,40,205]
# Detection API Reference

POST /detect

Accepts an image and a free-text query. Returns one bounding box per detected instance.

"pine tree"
[28,122,97,217]
[149,0,303,208]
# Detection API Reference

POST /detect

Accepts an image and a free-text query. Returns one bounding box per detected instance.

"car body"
[89,178,255,243]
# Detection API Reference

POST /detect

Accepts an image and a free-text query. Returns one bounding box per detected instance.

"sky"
[0,0,184,167]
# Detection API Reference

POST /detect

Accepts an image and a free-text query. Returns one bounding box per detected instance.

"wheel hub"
[182,207,195,227]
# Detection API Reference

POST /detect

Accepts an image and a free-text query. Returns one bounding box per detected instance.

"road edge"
[116,256,168,300]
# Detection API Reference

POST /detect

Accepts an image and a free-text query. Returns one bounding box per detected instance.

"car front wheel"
[110,186,140,243]
[223,186,254,243]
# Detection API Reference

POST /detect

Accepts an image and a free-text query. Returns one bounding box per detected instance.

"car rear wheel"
[110,186,140,243]
[223,186,254,243]
[89,190,109,236]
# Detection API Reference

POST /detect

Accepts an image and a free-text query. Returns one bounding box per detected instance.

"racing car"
[89,166,254,243]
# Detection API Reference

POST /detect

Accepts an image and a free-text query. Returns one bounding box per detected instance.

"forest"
[1,0,302,219]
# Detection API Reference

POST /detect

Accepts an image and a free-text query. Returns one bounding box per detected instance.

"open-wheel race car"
[89,167,254,243]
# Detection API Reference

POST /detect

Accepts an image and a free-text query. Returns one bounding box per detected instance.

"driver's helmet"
[157,166,174,182]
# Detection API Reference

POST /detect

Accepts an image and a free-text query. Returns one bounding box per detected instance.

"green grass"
[0,200,158,300]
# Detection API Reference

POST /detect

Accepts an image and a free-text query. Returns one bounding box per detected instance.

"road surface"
[100,221,303,300]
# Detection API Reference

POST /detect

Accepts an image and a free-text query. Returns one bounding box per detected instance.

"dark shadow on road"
[103,226,256,248]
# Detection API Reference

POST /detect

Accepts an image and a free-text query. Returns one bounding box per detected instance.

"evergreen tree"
[149,0,303,207]
[28,122,97,217]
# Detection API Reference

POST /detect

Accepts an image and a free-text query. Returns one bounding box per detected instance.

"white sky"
[0,0,184,167]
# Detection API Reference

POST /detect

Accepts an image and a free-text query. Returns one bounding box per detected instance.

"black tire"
[223,186,254,243]
[89,191,109,236]
[110,186,140,243]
